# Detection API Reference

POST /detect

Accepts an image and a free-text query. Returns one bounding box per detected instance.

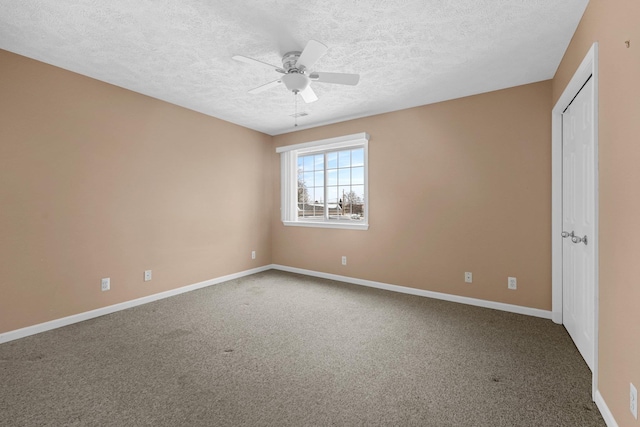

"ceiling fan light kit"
[233,39,360,104]
[281,72,309,93]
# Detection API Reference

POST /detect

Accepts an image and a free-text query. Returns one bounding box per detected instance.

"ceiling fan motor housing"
[282,51,302,71]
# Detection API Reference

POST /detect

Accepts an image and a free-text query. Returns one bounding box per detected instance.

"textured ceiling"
[0,0,589,135]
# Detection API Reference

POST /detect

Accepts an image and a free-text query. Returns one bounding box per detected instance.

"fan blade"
[232,55,285,73]
[295,40,328,71]
[299,85,318,103]
[248,79,282,94]
[309,72,360,86]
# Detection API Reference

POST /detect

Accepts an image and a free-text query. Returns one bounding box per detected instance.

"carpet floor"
[0,270,605,426]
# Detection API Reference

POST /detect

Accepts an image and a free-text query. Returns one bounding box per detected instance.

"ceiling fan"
[232,40,360,103]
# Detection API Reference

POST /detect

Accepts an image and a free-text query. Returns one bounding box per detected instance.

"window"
[277,132,369,230]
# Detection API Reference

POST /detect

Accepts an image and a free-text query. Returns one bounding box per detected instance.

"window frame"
[276,132,369,230]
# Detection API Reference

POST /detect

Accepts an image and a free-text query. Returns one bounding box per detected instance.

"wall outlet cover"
[465,272,472,283]
[508,277,517,290]
[101,278,110,291]
[144,270,152,281]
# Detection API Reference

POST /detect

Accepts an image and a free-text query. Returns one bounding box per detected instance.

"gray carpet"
[0,270,605,426]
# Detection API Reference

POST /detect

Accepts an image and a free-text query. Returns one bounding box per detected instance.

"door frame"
[551,42,599,399]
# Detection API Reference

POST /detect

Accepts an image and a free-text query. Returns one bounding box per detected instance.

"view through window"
[297,147,365,222]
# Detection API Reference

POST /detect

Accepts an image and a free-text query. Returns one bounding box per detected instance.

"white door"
[562,76,595,371]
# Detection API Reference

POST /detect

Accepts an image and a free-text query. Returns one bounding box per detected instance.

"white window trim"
[277,132,369,231]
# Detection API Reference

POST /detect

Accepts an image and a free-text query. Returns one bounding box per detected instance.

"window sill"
[282,220,369,231]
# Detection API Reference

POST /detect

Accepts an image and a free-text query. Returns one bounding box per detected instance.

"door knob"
[571,234,588,245]
[561,231,574,238]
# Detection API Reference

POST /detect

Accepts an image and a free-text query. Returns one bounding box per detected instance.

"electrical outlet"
[342,256,347,266]
[251,251,256,260]
[101,278,110,292]
[508,277,517,290]
[465,272,473,283]
[144,270,152,282]
[631,382,638,420]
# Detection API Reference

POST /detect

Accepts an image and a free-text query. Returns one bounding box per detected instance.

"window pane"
[341,189,355,215]
[352,167,364,185]
[312,187,323,203]
[297,157,304,171]
[303,155,314,171]
[349,185,364,218]
[339,186,351,202]
[338,168,351,185]
[327,152,338,169]
[327,169,337,186]
[327,186,338,204]
[298,184,310,203]
[338,150,351,168]
[303,172,314,187]
[314,154,324,171]
[351,185,365,200]
[351,148,364,167]
[314,171,324,187]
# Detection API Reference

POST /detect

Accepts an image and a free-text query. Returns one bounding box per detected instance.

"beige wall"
[553,1,640,425]
[272,81,552,310]
[0,50,273,334]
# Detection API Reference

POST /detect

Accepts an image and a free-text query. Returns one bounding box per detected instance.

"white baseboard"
[272,264,552,320]
[595,389,619,427]
[0,265,272,344]
[0,263,554,344]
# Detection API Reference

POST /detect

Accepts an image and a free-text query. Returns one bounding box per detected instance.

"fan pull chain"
[294,92,298,127]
